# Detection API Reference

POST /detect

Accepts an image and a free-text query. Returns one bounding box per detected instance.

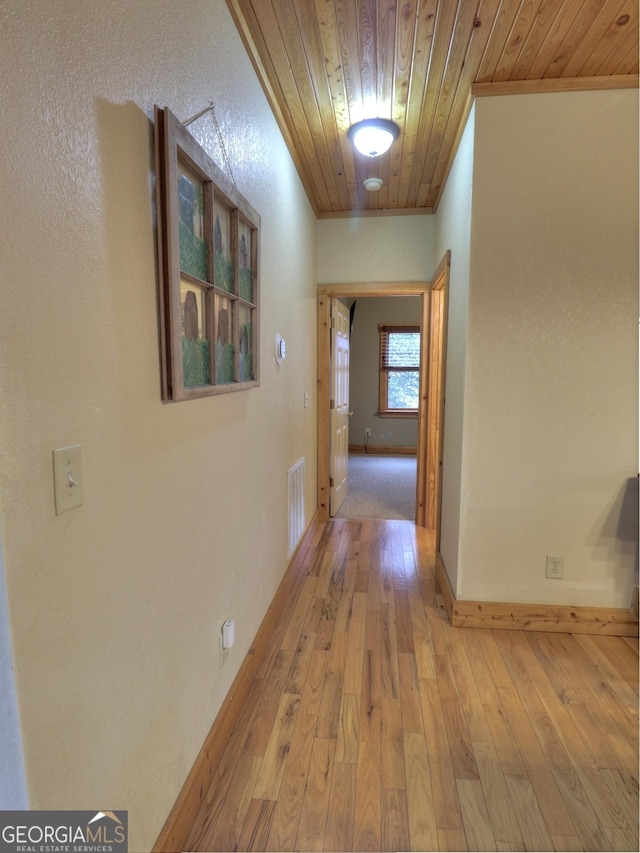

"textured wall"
[461,90,638,607]
[317,214,435,284]
[0,1,317,849]
[434,105,475,593]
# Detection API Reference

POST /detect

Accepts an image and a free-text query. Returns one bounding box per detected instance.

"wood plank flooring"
[185,520,639,852]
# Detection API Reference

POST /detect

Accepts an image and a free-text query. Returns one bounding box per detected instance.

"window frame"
[154,106,260,401]
[378,324,421,418]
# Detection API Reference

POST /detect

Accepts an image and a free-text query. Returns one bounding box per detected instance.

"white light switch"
[53,445,84,515]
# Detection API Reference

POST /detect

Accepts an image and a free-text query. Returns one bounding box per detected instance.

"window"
[154,106,259,401]
[378,325,420,416]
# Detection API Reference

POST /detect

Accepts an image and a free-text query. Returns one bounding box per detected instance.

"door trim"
[420,252,451,539]
[317,280,432,525]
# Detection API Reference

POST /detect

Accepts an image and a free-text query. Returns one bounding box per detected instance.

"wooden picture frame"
[154,106,260,401]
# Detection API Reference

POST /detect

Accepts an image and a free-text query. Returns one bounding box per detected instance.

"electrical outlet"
[365,428,371,437]
[546,555,564,579]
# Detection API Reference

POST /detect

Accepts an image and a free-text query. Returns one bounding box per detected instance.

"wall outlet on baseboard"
[365,428,371,437]
[545,555,564,579]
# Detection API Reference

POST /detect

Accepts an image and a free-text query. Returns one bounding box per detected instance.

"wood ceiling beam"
[472,73,639,96]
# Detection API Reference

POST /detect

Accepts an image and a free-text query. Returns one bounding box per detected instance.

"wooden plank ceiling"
[225,0,639,217]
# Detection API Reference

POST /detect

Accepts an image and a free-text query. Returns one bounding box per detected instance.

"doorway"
[317,253,450,533]
[318,283,427,524]
[335,293,421,521]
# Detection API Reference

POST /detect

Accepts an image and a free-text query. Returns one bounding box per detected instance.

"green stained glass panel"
[214,198,233,293]
[180,280,210,386]
[178,165,207,280]
[239,220,253,302]
[215,294,234,384]
[239,304,253,381]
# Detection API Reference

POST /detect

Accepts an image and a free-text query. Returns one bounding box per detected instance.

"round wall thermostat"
[275,334,287,364]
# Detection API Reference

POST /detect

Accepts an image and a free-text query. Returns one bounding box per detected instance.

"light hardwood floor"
[185,519,639,852]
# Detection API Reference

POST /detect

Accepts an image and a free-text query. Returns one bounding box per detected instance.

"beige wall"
[460,90,638,607]
[434,105,475,593]
[318,214,435,283]
[0,1,317,850]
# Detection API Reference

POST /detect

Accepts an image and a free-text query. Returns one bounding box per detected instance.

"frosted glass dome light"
[347,119,400,158]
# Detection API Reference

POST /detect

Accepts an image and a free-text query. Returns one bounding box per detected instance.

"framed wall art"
[154,106,260,401]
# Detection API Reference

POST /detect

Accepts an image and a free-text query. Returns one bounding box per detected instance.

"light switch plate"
[53,445,83,515]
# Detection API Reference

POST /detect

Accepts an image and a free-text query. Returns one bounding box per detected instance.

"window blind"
[379,325,420,370]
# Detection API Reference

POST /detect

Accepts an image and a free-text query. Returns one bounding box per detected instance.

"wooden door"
[330,300,350,515]
[425,262,449,545]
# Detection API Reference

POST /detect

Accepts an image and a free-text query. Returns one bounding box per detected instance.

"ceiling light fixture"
[347,118,400,158]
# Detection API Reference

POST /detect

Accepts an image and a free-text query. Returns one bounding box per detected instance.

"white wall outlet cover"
[222,619,235,649]
[275,334,287,364]
[545,554,565,579]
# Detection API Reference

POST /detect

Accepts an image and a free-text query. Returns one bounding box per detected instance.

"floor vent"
[287,458,305,558]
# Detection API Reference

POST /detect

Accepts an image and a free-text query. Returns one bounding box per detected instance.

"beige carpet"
[334,454,416,520]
